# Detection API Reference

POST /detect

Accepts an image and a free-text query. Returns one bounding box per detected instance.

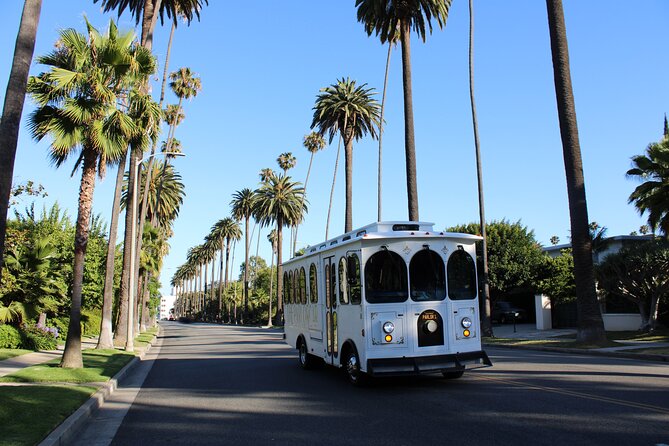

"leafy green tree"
[448,220,545,301]
[627,125,669,237]
[254,175,306,324]
[537,249,575,304]
[311,78,380,233]
[546,0,605,344]
[356,0,451,222]
[277,152,297,174]
[208,217,241,318]
[596,240,669,332]
[27,20,154,367]
[0,0,43,280]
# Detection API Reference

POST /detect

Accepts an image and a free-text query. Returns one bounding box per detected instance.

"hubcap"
[299,344,306,364]
[347,354,358,381]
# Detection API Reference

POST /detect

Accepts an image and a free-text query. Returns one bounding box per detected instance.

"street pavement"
[67,322,668,446]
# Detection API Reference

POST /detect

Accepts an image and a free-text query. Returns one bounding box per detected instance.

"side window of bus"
[283,271,289,304]
[348,253,361,305]
[410,249,446,301]
[330,261,337,308]
[293,270,298,305]
[299,267,307,304]
[364,250,408,303]
[339,257,349,304]
[325,264,331,309]
[447,249,477,300]
[309,263,318,303]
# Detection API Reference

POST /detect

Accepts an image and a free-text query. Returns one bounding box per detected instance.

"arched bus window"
[325,263,331,309]
[288,270,294,304]
[339,257,349,304]
[330,262,337,307]
[299,267,307,304]
[292,270,298,304]
[309,263,318,303]
[348,253,361,304]
[283,271,289,304]
[410,249,446,301]
[364,250,408,303]
[447,248,477,300]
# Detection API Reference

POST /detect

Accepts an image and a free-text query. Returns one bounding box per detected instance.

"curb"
[38,331,160,446]
[484,342,669,363]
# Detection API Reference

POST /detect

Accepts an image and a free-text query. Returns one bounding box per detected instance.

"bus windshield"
[364,250,408,303]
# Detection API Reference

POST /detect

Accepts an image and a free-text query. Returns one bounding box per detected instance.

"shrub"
[21,324,58,350]
[81,309,101,337]
[0,324,23,348]
[47,317,68,341]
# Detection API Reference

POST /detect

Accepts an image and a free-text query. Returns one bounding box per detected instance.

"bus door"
[323,256,338,364]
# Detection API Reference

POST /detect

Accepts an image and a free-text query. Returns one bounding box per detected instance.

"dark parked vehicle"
[492,301,526,324]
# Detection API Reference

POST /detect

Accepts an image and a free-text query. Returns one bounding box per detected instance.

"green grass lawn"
[0,349,34,361]
[0,385,97,446]
[134,327,159,348]
[0,349,134,383]
[606,329,669,342]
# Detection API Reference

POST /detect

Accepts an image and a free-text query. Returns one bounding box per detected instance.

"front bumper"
[366,350,492,376]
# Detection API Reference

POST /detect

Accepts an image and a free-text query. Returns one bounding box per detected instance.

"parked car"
[492,301,526,324]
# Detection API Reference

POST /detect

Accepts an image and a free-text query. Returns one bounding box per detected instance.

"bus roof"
[285,221,482,265]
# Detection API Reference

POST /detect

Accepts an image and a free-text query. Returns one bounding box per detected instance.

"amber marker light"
[463,329,471,337]
[385,334,393,342]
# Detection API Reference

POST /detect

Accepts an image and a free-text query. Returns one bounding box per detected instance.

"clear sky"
[2,1,668,295]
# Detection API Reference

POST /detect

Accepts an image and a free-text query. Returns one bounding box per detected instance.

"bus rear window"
[447,249,477,300]
[364,250,408,303]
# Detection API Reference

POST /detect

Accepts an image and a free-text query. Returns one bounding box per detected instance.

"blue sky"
[2,1,668,295]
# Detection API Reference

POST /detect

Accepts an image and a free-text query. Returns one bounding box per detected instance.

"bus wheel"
[298,338,316,370]
[344,348,367,386]
[442,370,464,379]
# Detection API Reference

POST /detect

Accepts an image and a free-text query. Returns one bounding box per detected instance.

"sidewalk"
[0,337,98,378]
[485,323,669,362]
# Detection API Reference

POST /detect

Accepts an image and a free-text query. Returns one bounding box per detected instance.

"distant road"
[76,322,669,446]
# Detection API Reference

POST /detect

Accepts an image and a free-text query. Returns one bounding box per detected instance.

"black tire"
[442,370,464,380]
[298,338,316,370]
[344,346,368,386]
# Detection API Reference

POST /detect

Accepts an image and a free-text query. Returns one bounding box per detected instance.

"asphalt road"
[74,322,669,446]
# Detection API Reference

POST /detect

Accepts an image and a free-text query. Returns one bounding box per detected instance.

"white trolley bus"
[283,221,492,384]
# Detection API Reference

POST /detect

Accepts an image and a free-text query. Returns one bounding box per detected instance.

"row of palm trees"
[172,170,306,325]
[0,0,209,368]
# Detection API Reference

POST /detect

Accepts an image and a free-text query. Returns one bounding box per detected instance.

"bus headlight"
[461,317,472,329]
[383,321,395,334]
[426,320,438,333]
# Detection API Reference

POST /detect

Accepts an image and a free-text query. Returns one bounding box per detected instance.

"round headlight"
[461,317,473,329]
[426,320,438,333]
[383,321,395,334]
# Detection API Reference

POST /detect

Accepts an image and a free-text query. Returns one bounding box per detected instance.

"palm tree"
[377,36,396,222]
[259,168,276,183]
[356,0,452,222]
[95,0,208,50]
[467,0,492,337]
[266,229,277,327]
[100,92,161,349]
[231,188,256,323]
[293,132,326,253]
[27,20,154,367]
[209,217,241,319]
[546,0,606,344]
[0,0,43,279]
[627,128,669,236]
[277,152,297,174]
[311,78,380,233]
[253,175,306,324]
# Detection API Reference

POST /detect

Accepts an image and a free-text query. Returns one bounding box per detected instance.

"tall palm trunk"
[378,41,392,222]
[275,216,284,325]
[97,153,127,349]
[243,215,250,324]
[115,147,140,347]
[468,0,492,337]
[325,122,346,240]
[210,253,216,318]
[0,0,42,279]
[400,21,419,222]
[224,238,231,322]
[267,231,275,328]
[546,0,605,344]
[343,129,355,233]
[61,149,97,368]
[140,0,162,51]
[217,242,224,319]
[293,153,315,253]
